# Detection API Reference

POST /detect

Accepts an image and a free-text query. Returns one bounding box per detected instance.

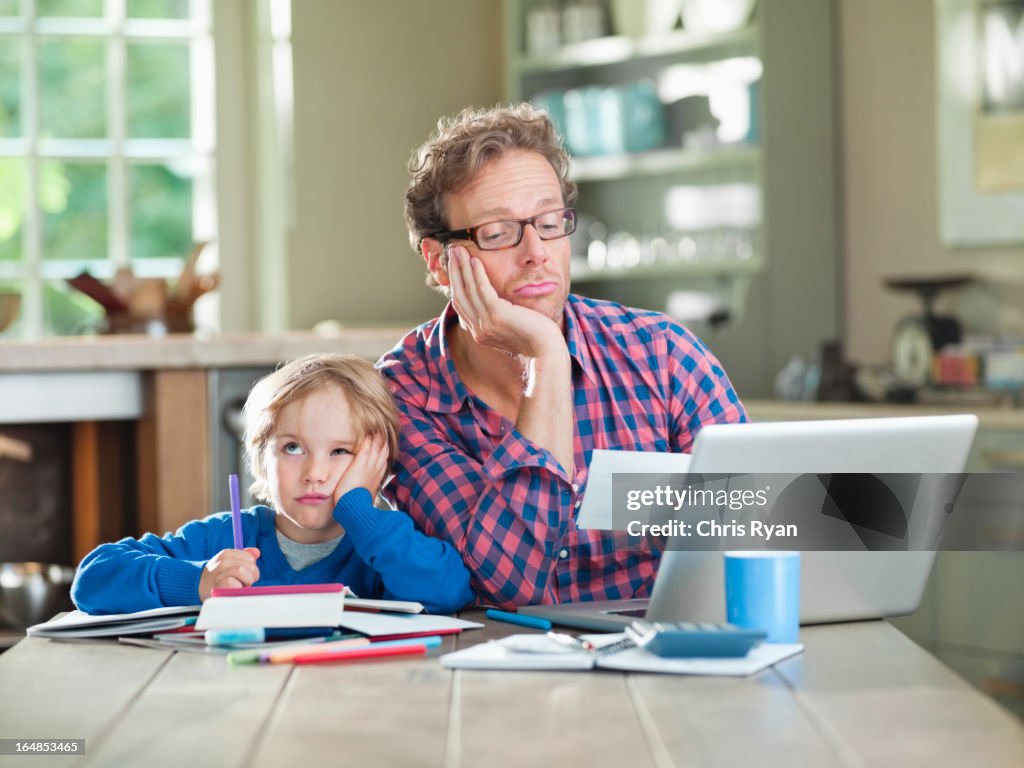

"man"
[377,103,746,609]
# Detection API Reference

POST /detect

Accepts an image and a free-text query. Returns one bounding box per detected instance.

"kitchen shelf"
[513,25,759,74]
[570,255,764,283]
[570,144,760,182]
[505,0,841,398]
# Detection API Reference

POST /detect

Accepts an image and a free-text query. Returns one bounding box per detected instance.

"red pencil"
[370,628,461,642]
[292,643,427,665]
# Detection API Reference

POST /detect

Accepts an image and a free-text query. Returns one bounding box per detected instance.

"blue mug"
[724,551,800,643]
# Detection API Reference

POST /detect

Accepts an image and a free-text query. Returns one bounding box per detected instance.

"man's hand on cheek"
[448,245,561,358]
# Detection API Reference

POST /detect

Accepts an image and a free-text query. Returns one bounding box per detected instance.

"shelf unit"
[503,0,841,399]
[511,24,758,73]
[569,144,760,183]
[505,0,764,302]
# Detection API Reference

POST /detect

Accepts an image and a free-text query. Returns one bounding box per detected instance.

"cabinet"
[503,0,840,399]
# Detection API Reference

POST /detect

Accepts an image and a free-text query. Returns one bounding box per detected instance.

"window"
[0,0,216,337]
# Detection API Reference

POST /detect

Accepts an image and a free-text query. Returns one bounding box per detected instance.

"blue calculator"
[625,621,767,658]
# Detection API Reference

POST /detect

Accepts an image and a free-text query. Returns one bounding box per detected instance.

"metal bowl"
[0,562,76,628]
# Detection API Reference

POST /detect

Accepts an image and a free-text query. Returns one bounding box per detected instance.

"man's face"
[428,150,572,329]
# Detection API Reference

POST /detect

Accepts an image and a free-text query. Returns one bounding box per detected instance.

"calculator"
[625,621,767,658]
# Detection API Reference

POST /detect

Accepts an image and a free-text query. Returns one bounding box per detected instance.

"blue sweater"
[72,489,474,616]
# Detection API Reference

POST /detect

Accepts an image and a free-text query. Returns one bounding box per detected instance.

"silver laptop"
[520,415,979,632]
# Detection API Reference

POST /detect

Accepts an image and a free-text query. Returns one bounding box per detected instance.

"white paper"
[195,593,346,630]
[27,605,201,638]
[344,597,424,614]
[441,636,595,670]
[592,639,805,676]
[577,449,692,530]
[334,612,483,637]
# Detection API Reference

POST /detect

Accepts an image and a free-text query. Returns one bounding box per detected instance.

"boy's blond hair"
[243,354,400,503]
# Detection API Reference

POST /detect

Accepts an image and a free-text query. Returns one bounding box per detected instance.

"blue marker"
[205,627,336,646]
[368,636,444,651]
[485,609,552,631]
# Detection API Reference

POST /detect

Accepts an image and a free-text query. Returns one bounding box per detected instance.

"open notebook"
[441,633,803,676]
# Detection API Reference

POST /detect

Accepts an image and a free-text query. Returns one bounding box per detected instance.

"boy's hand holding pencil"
[199,547,261,601]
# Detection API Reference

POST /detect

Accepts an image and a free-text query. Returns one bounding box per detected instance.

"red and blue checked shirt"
[376,294,747,609]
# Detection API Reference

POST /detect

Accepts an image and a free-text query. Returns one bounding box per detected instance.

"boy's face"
[264,383,357,544]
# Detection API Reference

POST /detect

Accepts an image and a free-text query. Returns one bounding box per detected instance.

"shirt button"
[559,548,569,560]
[574,497,582,509]
[571,483,580,494]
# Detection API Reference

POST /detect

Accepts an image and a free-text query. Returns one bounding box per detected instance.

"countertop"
[744,398,1024,430]
[4,334,1023,428]
[0,329,409,371]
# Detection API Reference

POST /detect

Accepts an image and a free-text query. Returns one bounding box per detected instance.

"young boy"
[72,354,475,615]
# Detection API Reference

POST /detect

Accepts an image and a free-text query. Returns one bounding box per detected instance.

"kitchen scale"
[885,275,971,387]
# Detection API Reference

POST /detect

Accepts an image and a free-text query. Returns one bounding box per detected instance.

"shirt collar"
[565,294,598,386]
[423,302,471,414]
[423,296,596,414]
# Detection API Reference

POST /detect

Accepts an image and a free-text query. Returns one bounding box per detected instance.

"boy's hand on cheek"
[332,436,389,507]
[198,547,261,601]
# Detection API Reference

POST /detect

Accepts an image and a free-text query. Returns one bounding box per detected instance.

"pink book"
[210,583,346,598]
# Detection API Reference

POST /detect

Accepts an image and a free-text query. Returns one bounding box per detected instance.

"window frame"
[0,0,252,337]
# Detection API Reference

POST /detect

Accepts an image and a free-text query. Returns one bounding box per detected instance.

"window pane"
[0,158,24,261]
[131,162,191,259]
[40,39,106,139]
[127,42,190,139]
[0,0,20,18]
[0,280,23,336]
[127,0,190,19]
[0,39,21,138]
[43,280,104,336]
[37,0,104,17]
[42,161,107,261]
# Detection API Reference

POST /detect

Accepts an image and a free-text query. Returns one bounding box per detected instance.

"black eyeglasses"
[430,207,576,251]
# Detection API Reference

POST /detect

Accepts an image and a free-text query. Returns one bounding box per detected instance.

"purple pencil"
[229,473,243,549]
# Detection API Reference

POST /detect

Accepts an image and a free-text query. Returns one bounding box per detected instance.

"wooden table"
[0,612,1021,767]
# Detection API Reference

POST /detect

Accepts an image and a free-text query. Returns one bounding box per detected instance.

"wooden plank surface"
[451,610,837,768]
[447,610,648,768]
[1,616,1021,768]
[628,671,843,767]
[251,657,455,767]
[455,668,654,768]
[84,651,291,768]
[0,638,172,768]
[773,621,1024,767]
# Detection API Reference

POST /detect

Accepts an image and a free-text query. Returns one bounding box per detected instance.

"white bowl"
[680,0,755,33]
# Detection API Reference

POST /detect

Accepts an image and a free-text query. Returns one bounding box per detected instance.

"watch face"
[892,317,934,387]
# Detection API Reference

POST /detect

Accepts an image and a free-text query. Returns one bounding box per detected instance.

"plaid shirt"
[377,294,747,609]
